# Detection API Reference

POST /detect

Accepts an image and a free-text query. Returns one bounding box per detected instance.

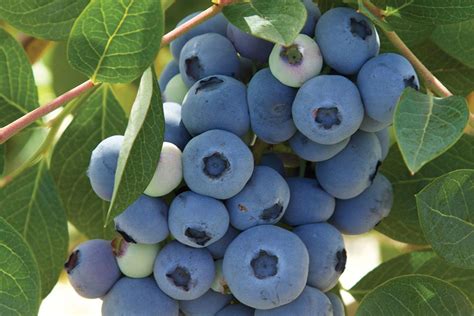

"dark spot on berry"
[203,152,230,179]
[116,227,136,243]
[167,266,191,291]
[185,56,203,81]
[314,107,341,129]
[238,204,248,212]
[350,18,372,40]
[185,227,212,246]
[369,161,382,182]
[260,203,284,221]
[195,76,224,94]
[65,250,79,274]
[251,250,278,279]
[335,249,347,273]
[280,44,303,65]
[403,75,419,90]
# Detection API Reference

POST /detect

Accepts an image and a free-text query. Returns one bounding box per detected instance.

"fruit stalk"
[0,1,235,145]
[361,0,452,97]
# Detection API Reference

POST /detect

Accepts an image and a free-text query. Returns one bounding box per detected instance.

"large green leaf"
[0,28,38,127]
[373,0,474,25]
[0,0,89,41]
[416,170,474,270]
[4,127,48,174]
[223,0,307,46]
[413,41,474,97]
[0,145,4,174]
[431,19,474,69]
[378,135,474,244]
[0,217,40,315]
[51,85,127,239]
[394,88,468,174]
[106,68,164,223]
[350,250,474,302]
[68,0,164,83]
[0,162,68,298]
[356,275,472,315]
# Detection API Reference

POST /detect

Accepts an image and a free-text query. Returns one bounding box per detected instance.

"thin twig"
[362,0,452,97]
[0,2,234,144]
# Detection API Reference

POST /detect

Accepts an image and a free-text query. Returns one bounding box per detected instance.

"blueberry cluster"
[65,3,417,315]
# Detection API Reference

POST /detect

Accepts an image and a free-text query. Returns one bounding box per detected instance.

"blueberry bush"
[0,0,473,315]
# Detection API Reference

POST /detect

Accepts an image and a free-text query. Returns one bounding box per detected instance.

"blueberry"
[102,277,179,316]
[293,223,346,291]
[301,0,321,37]
[269,34,323,88]
[260,153,285,177]
[315,7,380,75]
[316,131,382,199]
[87,135,123,201]
[164,102,192,150]
[154,241,215,300]
[247,68,297,144]
[159,60,180,92]
[292,75,364,145]
[217,303,255,316]
[289,131,350,162]
[283,177,335,226]
[223,225,309,309]
[376,128,390,160]
[358,53,419,124]
[359,114,390,132]
[206,226,240,260]
[179,33,240,87]
[182,129,254,199]
[144,142,183,197]
[211,259,230,294]
[226,166,290,230]
[164,74,188,104]
[326,292,346,316]
[330,173,393,235]
[182,75,250,137]
[254,286,333,315]
[169,191,230,248]
[170,12,228,60]
[179,289,232,316]
[112,237,160,278]
[64,239,121,298]
[226,23,274,63]
[114,194,169,244]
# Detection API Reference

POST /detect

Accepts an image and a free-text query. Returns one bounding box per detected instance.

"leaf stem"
[0,2,236,145]
[361,0,453,97]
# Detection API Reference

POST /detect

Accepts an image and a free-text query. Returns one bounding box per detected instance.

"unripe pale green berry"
[164,74,188,104]
[269,34,323,88]
[112,238,160,278]
[211,259,230,294]
[145,142,183,197]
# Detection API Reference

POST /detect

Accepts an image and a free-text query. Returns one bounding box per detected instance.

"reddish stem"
[161,4,224,45]
[0,80,95,144]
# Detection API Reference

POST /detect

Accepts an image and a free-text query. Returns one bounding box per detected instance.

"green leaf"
[431,19,474,68]
[412,41,474,97]
[223,0,307,46]
[0,0,89,41]
[0,216,41,315]
[68,0,164,83]
[0,28,38,127]
[0,161,68,298]
[373,0,474,25]
[350,250,474,302]
[378,135,474,244]
[317,0,345,13]
[106,68,164,223]
[356,275,472,316]
[162,0,175,11]
[416,170,474,270]
[51,85,127,239]
[394,88,469,174]
[0,145,4,175]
